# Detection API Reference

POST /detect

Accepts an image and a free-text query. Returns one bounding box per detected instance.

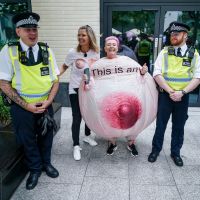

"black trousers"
[10,103,54,173]
[69,88,91,146]
[152,91,189,156]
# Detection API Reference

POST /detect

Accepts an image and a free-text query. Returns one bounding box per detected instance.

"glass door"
[0,1,30,50]
[107,5,200,106]
[108,6,161,74]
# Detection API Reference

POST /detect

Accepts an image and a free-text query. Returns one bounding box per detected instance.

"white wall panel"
[32,0,100,82]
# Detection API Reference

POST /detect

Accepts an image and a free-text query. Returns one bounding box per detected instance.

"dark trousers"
[152,92,189,156]
[10,103,54,173]
[69,88,91,146]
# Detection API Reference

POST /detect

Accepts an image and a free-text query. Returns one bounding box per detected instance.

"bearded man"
[148,22,200,167]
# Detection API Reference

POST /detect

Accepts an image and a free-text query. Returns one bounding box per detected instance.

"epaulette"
[38,42,49,48]
[7,41,20,46]
[187,46,195,60]
[163,46,169,51]
[38,42,49,65]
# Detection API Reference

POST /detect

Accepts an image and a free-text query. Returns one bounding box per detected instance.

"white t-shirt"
[0,39,60,81]
[64,48,100,94]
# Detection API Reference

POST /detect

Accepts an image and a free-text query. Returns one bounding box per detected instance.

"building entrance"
[101,3,200,106]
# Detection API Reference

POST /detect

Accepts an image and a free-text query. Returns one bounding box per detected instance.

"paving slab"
[10,107,200,200]
[130,184,181,200]
[79,177,129,200]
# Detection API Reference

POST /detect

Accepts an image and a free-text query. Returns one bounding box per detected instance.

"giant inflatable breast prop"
[79,56,158,140]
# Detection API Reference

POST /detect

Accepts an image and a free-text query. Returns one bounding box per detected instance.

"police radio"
[19,51,28,64]
[42,43,49,65]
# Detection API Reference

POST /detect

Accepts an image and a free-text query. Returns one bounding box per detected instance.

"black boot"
[43,164,59,178]
[148,152,159,163]
[26,172,41,190]
[171,155,183,167]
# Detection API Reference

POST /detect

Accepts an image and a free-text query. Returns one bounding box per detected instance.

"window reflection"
[112,11,156,73]
[0,2,28,50]
[112,11,155,46]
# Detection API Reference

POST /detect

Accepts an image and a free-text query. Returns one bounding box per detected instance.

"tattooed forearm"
[10,90,28,108]
[0,80,28,109]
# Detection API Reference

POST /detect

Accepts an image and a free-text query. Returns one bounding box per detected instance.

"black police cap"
[12,12,40,28]
[169,21,190,33]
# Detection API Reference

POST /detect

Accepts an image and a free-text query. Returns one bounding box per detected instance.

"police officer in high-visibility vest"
[148,21,200,167]
[0,12,60,189]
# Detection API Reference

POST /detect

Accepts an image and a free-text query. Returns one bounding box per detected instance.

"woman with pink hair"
[103,36,148,155]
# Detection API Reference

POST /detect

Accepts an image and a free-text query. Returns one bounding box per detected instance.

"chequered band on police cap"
[16,15,38,27]
[170,24,188,32]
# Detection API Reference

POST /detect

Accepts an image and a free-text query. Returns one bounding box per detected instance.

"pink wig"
[105,36,119,46]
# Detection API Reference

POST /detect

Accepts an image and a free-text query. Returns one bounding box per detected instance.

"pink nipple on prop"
[101,92,142,129]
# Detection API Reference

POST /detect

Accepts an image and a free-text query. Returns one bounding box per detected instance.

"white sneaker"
[83,136,98,146]
[73,145,82,161]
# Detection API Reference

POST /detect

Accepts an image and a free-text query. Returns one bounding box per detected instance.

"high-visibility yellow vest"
[162,47,198,90]
[9,45,58,103]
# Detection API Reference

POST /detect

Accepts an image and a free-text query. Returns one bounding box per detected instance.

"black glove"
[37,110,57,136]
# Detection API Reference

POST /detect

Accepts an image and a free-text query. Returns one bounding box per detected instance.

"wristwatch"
[181,90,187,95]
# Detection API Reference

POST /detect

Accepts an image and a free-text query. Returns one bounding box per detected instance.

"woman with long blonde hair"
[60,25,100,161]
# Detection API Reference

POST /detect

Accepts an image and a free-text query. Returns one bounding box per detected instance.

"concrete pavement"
[11,107,200,200]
